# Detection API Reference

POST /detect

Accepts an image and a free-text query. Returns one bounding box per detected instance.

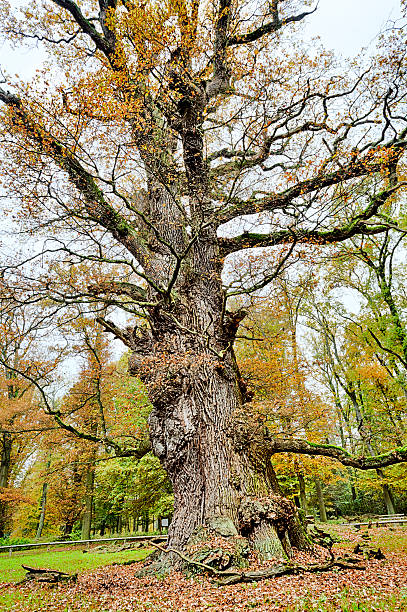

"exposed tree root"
[148,542,366,586]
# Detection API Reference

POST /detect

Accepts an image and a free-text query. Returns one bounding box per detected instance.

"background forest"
[2,223,407,543]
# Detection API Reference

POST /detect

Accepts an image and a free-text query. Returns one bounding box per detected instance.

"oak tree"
[1,0,407,565]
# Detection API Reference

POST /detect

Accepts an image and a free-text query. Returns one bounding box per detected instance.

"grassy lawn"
[0,546,151,583]
[0,590,97,612]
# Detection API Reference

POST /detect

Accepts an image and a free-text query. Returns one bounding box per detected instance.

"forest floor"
[1,525,406,611]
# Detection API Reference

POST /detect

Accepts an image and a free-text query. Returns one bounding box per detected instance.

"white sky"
[304,0,402,55]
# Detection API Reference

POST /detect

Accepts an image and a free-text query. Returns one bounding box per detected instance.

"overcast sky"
[304,0,402,55]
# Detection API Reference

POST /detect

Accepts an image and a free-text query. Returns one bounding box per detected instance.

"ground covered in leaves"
[1,526,407,611]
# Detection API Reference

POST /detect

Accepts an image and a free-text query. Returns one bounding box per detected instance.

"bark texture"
[127,263,309,561]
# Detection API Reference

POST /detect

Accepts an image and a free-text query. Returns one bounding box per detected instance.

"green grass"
[283,588,407,611]
[0,546,151,583]
[0,590,106,611]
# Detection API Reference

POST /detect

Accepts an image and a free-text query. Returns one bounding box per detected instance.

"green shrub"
[0,536,32,546]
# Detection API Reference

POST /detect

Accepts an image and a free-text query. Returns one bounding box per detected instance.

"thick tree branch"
[268,437,407,470]
[205,0,232,98]
[0,87,154,276]
[219,178,406,255]
[219,223,389,255]
[217,149,405,225]
[227,5,318,46]
[88,281,148,303]
[51,0,114,56]
[96,317,137,349]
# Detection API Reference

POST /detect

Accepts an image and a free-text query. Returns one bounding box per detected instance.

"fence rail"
[0,534,167,554]
[348,514,407,528]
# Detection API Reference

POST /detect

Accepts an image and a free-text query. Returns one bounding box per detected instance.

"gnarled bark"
[128,280,311,566]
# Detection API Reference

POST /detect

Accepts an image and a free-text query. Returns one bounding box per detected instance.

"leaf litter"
[1,526,407,611]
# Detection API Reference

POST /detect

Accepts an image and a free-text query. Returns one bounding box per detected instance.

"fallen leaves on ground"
[2,526,407,611]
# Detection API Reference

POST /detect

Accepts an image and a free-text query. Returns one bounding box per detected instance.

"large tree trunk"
[129,269,310,567]
[148,356,271,554]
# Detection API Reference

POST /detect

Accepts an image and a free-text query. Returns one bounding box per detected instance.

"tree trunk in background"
[348,468,358,502]
[63,521,74,536]
[0,432,12,538]
[298,472,308,515]
[315,478,327,523]
[142,511,149,533]
[36,483,48,540]
[36,457,51,540]
[382,481,396,515]
[81,466,95,540]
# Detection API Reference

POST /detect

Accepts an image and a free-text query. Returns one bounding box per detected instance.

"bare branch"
[50,0,114,56]
[227,5,318,46]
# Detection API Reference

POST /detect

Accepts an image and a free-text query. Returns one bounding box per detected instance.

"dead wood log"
[21,565,77,584]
